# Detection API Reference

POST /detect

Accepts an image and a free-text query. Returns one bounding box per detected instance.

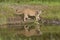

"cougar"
[16,8,42,21]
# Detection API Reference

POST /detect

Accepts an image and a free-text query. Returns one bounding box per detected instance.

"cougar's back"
[23,8,38,16]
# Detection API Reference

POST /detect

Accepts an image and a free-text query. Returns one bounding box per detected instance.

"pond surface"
[0,24,60,40]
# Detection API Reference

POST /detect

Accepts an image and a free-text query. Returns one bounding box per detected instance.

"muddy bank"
[0,16,60,26]
[40,18,60,25]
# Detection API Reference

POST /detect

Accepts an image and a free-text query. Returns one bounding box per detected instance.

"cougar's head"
[16,9,23,15]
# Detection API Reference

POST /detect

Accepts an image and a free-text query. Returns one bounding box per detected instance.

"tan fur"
[16,8,42,21]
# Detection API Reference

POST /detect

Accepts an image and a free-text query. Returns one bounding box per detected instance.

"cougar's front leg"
[24,25,29,32]
[24,14,28,21]
[36,16,40,21]
[36,12,41,21]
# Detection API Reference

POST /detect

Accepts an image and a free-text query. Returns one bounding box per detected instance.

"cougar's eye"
[16,10,18,11]
[16,10,20,13]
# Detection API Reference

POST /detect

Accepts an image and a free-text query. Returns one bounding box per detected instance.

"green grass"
[0,1,60,40]
[40,5,60,20]
[0,3,15,24]
[0,2,60,20]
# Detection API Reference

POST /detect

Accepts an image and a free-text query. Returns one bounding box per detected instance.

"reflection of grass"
[41,25,60,33]
[0,25,60,40]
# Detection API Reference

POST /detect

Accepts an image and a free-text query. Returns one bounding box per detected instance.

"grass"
[0,1,60,40]
[0,2,60,19]
[0,3,15,24]
[0,2,60,20]
[40,5,60,20]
